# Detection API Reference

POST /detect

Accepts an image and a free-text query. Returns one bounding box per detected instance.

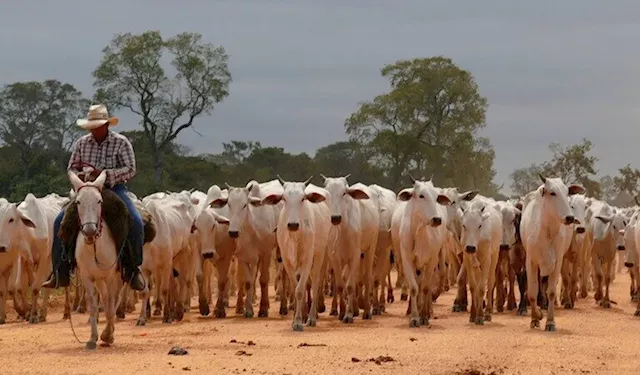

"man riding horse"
[42,104,145,291]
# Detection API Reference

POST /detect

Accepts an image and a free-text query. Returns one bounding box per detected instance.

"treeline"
[0,30,507,201]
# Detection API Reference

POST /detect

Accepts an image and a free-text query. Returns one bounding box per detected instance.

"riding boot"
[128,268,146,291]
[42,241,72,289]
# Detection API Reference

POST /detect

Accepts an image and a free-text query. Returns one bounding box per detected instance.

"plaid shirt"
[67,131,136,187]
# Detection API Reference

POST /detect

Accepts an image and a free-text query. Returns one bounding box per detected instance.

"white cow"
[459,200,502,324]
[560,193,588,308]
[391,178,451,327]
[261,178,331,331]
[520,174,585,331]
[368,184,397,315]
[210,179,282,318]
[138,196,193,325]
[587,203,626,308]
[322,175,379,323]
[0,197,18,324]
[192,185,238,318]
[0,194,60,323]
[624,210,639,315]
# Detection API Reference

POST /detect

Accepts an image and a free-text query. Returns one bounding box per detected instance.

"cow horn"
[635,196,640,206]
[320,174,328,181]
[538,173,547,183]
[302,176,313,186]
[408,174,417,184]
[276,174,286,185]
[344,174,351,180]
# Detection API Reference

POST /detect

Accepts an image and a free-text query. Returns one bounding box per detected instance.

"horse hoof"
[279,307,288,316]
[86,342,97,351]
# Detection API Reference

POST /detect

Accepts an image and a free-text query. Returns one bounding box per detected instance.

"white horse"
[68,170,124,350]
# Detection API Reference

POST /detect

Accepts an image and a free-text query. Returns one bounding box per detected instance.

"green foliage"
[92,31,231,186]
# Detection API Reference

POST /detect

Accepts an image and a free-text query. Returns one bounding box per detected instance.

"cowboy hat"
[76,104,119,130]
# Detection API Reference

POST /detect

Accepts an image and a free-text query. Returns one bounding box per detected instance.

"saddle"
[58,187,156,268]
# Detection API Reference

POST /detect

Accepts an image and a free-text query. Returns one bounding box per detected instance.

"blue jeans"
[51,184,143,278]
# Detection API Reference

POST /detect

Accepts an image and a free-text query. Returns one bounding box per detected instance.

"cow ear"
[568,184,586,196]
[249,196,263,206]
[261,194,283,206]
[436,194,452,206]
[346,187,369,200]
[397,188,413,201]
[305,192,326,203]
[214,214,230,225]
[210,198,228,208]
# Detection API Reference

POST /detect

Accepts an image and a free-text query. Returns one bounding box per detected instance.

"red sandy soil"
[1,271,639,375]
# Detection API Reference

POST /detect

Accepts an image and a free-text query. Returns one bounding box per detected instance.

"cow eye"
[419,194,425,199]
[8,218,14,223]
[550,192,557,196]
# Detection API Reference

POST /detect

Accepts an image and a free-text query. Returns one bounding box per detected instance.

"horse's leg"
[83,279,99,350]
[100,278,121,346]
[116,285,127,320]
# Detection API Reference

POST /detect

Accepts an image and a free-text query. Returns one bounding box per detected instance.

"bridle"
[76,184,104,241]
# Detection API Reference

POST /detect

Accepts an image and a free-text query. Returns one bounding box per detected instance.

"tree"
[509,138,600,198]
[613,164,640,196]
[344,56,493,191]
[0,80,89,177]
[313,141,384,185]
[93,31,232,188]
[599,175,617,203]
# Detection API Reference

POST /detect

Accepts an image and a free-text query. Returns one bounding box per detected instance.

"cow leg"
[0,273,7,324]
[136,269,152,326]
[561,256,573,309]
[258,254,271,318]
[633,264,640,316]
[317,256,328,314]
[592,256,604,303]
[544,260,562,332]
[342,254,358,324]
[516,270,528,315]
[495,259,505,313]
[484,255,498,322]
[570,256,580,306]
[507,263,517,311]
[279,268,289,316]
[453,265,468,312]
[213,258,230,318]
[197,260,210,316]
[160,267,173,323]
[241,261,256,318]
[600,262,612,308]
[579,245,590,298]
[526,262,543,329]
[329,269,338,316]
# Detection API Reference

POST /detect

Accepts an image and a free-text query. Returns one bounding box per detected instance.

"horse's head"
[68,170,107,244]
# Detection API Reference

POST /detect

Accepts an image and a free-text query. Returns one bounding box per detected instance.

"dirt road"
[1,273,639,375]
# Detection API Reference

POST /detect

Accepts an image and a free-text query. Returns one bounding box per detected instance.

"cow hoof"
[507,303,517,310]
[244,311,254,318]
[387,295,394,304]
[563,302,573,309]
[76,306,86,314]
[274,295,281,302]
[162,317,173,324]
[632,296,638,303]
[153,309,162,316]
[342,315,354,324]
[409,318,420,328]
[580,290,588,299]
[420,317,429,326]
[214,309,227,319]
[136,318,146,326]
[100,332,114,345]
[363,311,372,320]
[329,309,338,316]
[279,307,288,316]
[318,304,326,314]
[0,318,5,325]
[444,285,450,292]
[199,304,210,317]
[518,309,527,316]
[28,316,40,324]
[400,294,408,301]
[307,318,316,327]
[372,307,381,316]
[258,310,268,318]
[544,322,556,332]
[63,312,71,320]
[484,314,492,322]
[469,315,474,323]
[116,311,125,320]
[85,341,97,351]
[452,304,463,313]
[497,306,504,313]
[292,322,304,331]
[634,310,640,317]
[353,309,359,317]
[235,308,245,315]
[600,300,611,308]
[530,320,540,329]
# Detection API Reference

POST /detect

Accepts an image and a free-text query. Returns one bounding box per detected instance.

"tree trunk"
[152,148,163,188]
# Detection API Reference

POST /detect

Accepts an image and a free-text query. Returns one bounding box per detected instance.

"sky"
[1,0,639,190]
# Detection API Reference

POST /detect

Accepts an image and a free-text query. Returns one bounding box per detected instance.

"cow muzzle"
[331,215,342,225]
[576,227,586,234]
[202,252,215,260]
[287,222,300,231]
[430,217,442,227]
[617,245,626,251]
[228,230,239,238]
[499,244,510,251]
[625,262,634,268]
[563,215,575,225]
[465,245,477,254]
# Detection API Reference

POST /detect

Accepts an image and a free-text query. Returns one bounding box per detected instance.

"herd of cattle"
[0,171,639,348]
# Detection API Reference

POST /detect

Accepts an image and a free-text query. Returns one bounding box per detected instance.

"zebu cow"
[587,203,626,308]
[68,171,124,349]
[368,184,397,315]
[0,197,18,324]
[459,200,502,324]
[322,175,379,323]
[0,194,60,323]
[623,210,639,312]
[261,178,331,330]
[392,178,451,327]
[495,201,521,313]
[560,193,588,308]
[137,196,192,325]
[520,174,585,331]
[193,185,239,318]
[210,179,282,318]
